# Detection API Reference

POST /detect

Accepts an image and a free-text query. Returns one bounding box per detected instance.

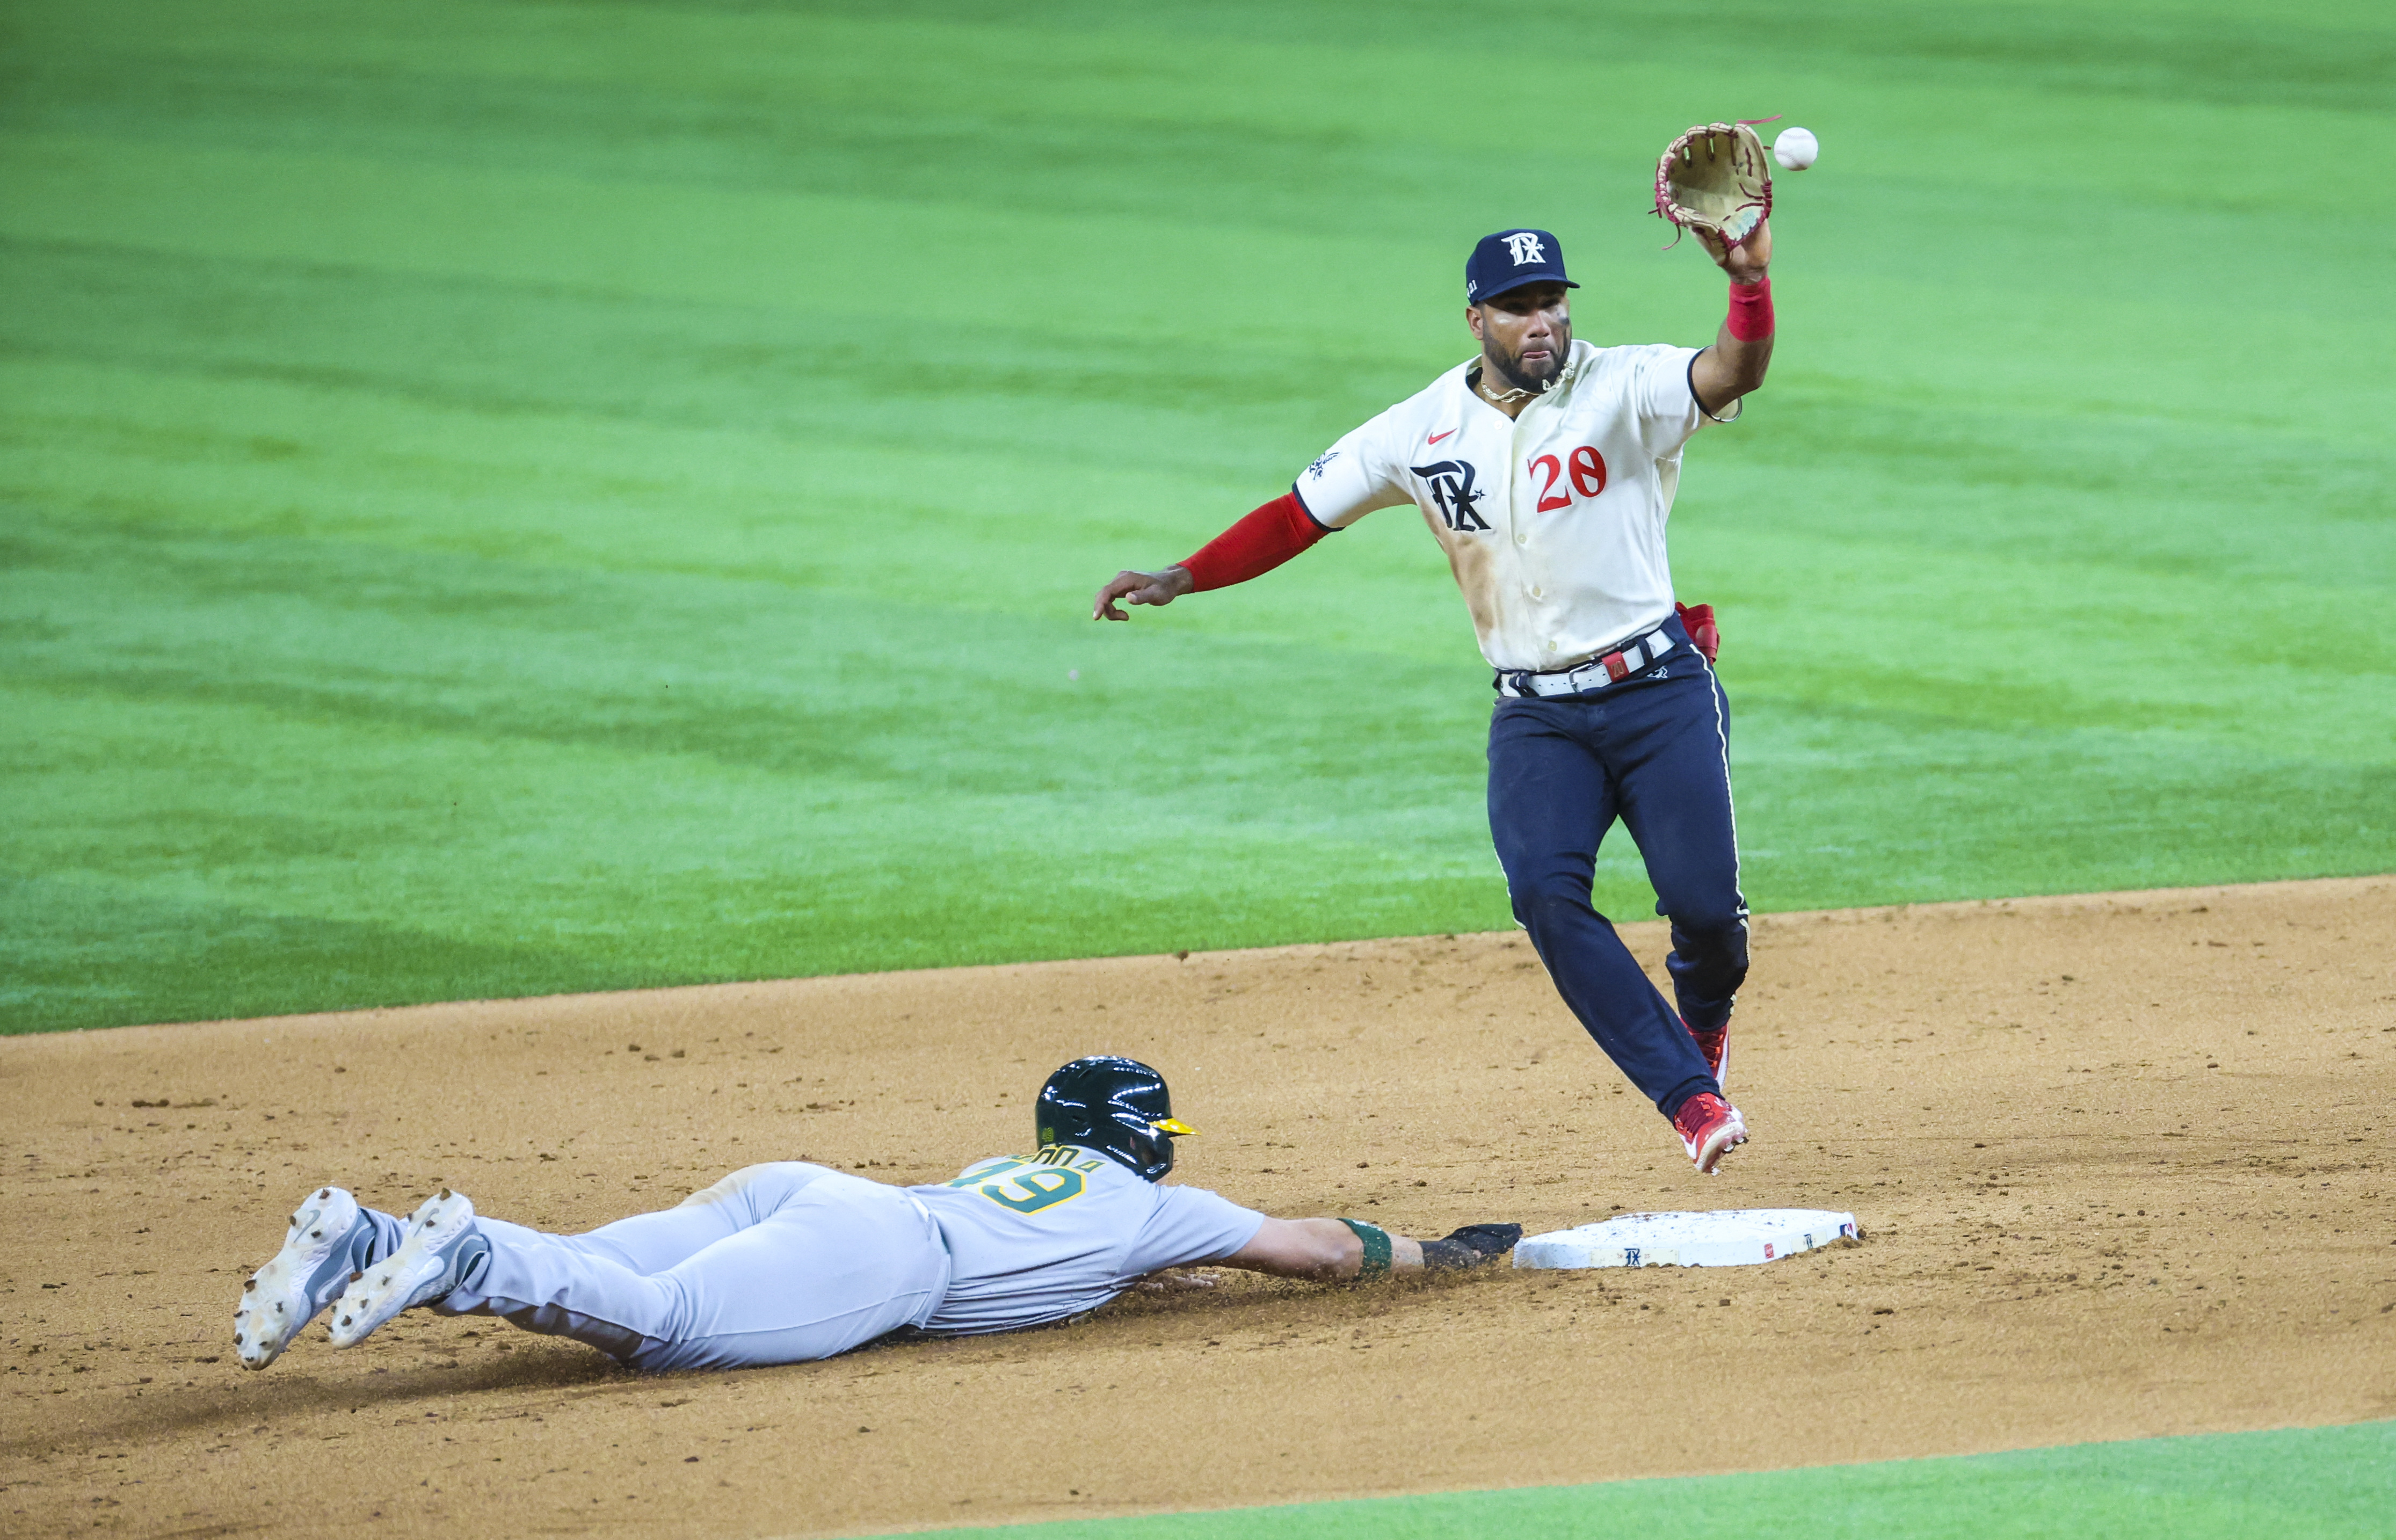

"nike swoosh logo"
[1428,429,1456,445]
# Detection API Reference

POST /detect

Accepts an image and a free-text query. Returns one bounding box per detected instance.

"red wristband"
[1179,492,1328,592]
[1725,277,1774,342]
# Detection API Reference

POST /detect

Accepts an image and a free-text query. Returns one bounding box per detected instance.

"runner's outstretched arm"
[1219,1216,1521,1281]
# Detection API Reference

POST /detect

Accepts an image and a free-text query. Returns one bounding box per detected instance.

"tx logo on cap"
[1465,228,1578,305]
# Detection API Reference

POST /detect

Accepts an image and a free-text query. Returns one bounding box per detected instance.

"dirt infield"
[6,877,2394,1537]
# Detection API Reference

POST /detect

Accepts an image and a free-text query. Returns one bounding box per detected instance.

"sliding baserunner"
[1094,212,1776,1174]
[233,1056,1518,1372]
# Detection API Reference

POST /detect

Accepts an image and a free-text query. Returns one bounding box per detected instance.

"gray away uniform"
[420,1149,1265,1371]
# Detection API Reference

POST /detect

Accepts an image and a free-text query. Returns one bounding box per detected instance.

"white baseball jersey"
[907,1145,1265,1335]
[1293,339,1725,673]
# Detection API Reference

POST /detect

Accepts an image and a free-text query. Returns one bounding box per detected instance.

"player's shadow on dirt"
[0,1343,628,1458]
[876,1265,1509,1366]
[1099,1266,1499,1320]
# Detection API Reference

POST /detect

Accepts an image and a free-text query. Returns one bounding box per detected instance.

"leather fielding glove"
[1655,122,1772,247]
[1421,1223,1523,1271]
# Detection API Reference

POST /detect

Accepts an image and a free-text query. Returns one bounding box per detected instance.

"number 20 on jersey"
[1528,446,1607,512]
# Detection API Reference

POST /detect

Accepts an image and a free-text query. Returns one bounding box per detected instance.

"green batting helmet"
[1034,1056,1195,1182]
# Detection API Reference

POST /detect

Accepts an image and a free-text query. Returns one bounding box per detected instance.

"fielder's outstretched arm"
[1219,1216,1520,1282]
[1689,218,1774,418]
[1093,491,1330,620]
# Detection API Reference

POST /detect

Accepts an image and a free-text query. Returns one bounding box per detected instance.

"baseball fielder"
[231,1057,1520,1372]
[1094,215,1776,1174]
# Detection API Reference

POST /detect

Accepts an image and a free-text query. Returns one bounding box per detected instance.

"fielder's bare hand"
[1093,565,1194,621]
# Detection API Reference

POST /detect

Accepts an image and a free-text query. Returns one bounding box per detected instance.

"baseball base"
[1513,1208,1858,1269]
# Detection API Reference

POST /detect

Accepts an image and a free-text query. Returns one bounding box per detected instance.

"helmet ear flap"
[1122,1118,1177,1181]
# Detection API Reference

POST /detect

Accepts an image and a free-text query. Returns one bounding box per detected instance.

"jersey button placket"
[1494,423,1527,587]
[1515,412,1548,604]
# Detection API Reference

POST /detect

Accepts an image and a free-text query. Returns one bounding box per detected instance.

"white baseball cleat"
[325,1188,488,1349]
[235,1186,376,1370]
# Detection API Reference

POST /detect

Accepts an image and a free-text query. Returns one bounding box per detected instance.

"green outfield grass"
[4,0,2393,1031]
[885,1421,2396,1539]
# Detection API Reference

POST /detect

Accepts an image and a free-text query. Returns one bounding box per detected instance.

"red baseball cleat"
[1687,1017,1729,1092]
[1673,1092,1747,1175]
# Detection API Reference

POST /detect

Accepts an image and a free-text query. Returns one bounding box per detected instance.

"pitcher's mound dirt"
[5,877,2394,1537]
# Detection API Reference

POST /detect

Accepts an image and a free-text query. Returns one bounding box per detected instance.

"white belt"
[1498,627,1676,699]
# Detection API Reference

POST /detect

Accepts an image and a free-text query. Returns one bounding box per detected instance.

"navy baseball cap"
[1465,228,1578,304]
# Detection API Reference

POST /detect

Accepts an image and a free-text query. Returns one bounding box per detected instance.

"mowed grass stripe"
[886,1421,2396,1540]
[4,1,2394,1031]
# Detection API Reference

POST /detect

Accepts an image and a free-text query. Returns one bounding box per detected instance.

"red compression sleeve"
[1725,277,1774,342]
[1178,492,1328,592]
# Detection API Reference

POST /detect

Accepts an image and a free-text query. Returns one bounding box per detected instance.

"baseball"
[1773,126,1819,170]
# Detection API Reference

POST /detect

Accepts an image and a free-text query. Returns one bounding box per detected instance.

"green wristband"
[1338,1218,1392,1281]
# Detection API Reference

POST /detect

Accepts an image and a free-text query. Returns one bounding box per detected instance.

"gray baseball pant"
[431,1162,952,1371]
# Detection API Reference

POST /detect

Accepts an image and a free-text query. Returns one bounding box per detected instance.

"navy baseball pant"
[1486,626,1747,1120]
